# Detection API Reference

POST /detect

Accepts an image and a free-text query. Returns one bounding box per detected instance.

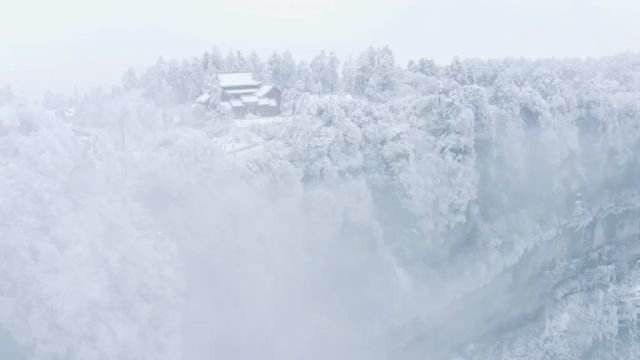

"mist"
[2,1,640,359]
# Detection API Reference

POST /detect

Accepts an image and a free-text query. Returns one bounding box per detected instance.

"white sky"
[1,0,639,94]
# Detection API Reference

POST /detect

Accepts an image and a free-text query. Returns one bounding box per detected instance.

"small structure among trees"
[218,73,281,118]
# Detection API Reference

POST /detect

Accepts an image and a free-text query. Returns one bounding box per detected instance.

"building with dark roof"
[218,73,281,118]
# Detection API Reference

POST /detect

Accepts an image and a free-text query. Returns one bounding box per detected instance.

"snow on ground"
[219,115,291,160]
[232,115,289,129]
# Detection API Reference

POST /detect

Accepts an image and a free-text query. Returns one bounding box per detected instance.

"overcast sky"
[1,0,639,94]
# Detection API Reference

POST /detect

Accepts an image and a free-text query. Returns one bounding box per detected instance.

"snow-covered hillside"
[221,116,290,159]
[2,49,640,359]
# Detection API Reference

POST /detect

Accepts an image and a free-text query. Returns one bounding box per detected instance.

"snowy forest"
[2,46,640,359]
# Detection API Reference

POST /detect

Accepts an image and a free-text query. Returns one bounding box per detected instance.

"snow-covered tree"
[354,46,396,101]
[266,51,297,89]
[121,67,139,90]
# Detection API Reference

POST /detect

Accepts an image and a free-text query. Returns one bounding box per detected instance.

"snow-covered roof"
[195,93,211,103]
[218,73,261,88]
[229,99,245,108]
[255,85,276,97]
[241,95,259,104]
[225,88,258,95]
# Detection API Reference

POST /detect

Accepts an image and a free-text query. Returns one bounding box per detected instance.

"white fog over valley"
[2,1,640,359]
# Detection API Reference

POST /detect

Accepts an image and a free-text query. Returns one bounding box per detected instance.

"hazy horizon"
[2,0,640,95]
